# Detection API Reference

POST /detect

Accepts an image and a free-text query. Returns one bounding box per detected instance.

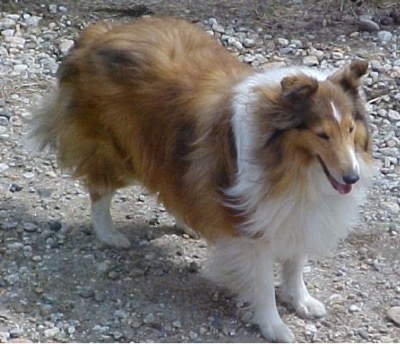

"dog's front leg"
[280,255,326,319]
[207,239,295,342]
[251,257,296,343]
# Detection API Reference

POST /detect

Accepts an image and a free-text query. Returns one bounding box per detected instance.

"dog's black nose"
[343,172,360,185]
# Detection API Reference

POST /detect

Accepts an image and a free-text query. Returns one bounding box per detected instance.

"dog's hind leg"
[174,217,200,239]
[280,255,326,319]
[90,189,131,249]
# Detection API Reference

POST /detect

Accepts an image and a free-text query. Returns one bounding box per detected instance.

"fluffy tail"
[26,21,114,153]
[26,86,68,153]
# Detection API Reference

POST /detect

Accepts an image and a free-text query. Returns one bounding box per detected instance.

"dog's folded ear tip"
[349,60,369,78]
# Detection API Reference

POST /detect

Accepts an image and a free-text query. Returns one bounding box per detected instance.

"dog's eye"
[349,125,355,133]
[316,132,330,140]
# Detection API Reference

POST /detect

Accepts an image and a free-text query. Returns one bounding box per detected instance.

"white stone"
[0,163,9,172]
[388,109,400,122]
[377,30,393,43]
[277,37,289,46]
[0,18,16,30]
[388,307,400,325]
[302,55,319,66]
[13,64,28,74]
[59,40,74,55]
[44,328,60,338]
[1,29,15,37]
[380,201,399,214]
[243,38,255,48]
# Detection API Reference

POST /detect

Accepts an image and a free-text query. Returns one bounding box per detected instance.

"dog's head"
[257,60,370,195]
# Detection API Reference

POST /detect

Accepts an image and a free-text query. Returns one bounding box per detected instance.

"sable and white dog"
[29,17,374,342]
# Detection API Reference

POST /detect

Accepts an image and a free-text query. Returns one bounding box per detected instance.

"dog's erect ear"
[281,75,319,103]
[328,60,368,93]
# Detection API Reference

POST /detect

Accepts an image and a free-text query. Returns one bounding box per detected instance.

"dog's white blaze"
[330,101,342,122]
[348,144,360,174]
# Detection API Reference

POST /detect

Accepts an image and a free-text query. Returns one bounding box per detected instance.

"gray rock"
[243,38,255,48]
[207,18,218,27]
[13,64,28,74]
[172,320,182,328]
[0,107,12,118]
[211,23,225,34]
[5,273,19,284]
[9,328,22,338]
[23,223,38,232]
[24,15,41,27]
[48,4,58,14]
[4,36,25,46]
[332,51,344,60]
[387,109,400,122]
[0,116,8,126]
[387,307,400,325]
[349,304,361,312]
[277,37,289,46]
[232,40,243,50]
[359,18,379,32]
[67,326,76,335]
[44,328,60,338]
[78,286,95,298]
[189,331,199,340]
[94,290,106,302]
[377,30,393,43]
[6,14,20,21]
[23,172,35,179]
[59,40,74,56]
[143,313,156,325]
[188,261,200,273]
[290,39,302,48]
[1,29,15,37]
[358,329,369,339]
[302,55,319,66]
[380,201,399,213]
[0,332,10,342]
[58,6,68,13]
[0,18,16,30]
[280,47,293,55]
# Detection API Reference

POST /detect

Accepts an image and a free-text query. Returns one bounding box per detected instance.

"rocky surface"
[0,1,400,342]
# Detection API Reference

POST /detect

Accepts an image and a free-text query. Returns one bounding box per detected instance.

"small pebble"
[23,223,38,232]
[387,306,400,325]
[349,304,361,312]
[143,313,156,325]
[43,328,59,338]
[358,329,369,339]
[78,286,95,299]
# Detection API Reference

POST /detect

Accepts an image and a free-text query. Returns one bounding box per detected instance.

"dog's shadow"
[0,199,266,342]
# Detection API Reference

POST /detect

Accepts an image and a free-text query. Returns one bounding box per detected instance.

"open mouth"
[317,156,352,195]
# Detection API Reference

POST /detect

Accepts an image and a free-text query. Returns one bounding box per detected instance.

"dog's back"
[28,17,251,240]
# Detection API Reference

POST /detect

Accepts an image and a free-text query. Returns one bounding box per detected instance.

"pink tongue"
[329,176,352,194]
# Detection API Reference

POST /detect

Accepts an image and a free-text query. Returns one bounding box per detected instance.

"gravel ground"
[1,1,400,342]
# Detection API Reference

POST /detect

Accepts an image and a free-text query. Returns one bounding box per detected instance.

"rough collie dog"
[29,17,374,342]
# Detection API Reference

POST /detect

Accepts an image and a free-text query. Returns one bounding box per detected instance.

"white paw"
[293,296,326,319]
[97,231,131,249]
[259,321,295,343]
